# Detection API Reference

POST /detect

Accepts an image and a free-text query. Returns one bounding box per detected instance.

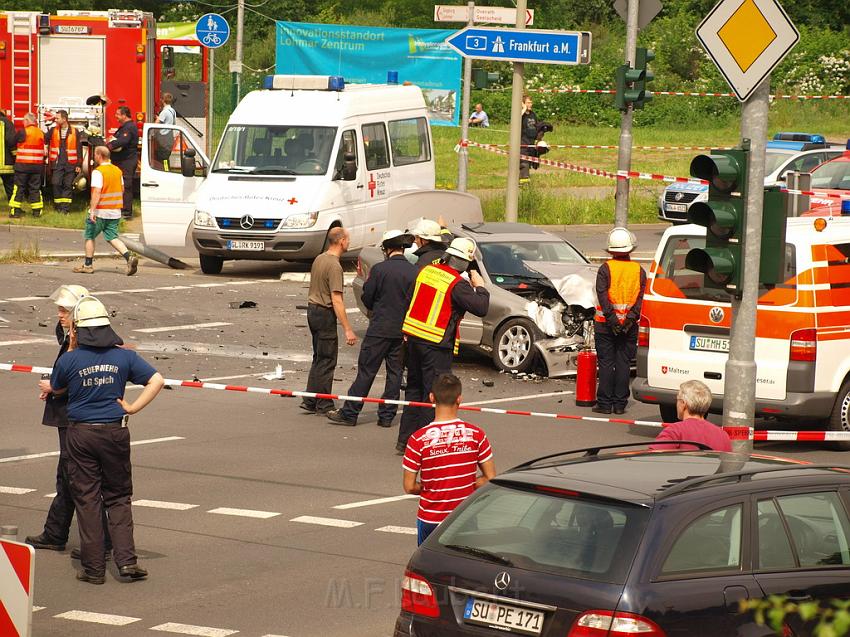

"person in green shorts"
[73,146,138,276]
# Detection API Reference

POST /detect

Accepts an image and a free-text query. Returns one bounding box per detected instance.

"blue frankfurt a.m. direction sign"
[196,13,230,49]
[445,27,591,65]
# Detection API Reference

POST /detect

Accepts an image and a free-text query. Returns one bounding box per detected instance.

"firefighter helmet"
[73,296,111,328]
[607,227,637,253]
[445,237,476,261]
[49,285,90,310]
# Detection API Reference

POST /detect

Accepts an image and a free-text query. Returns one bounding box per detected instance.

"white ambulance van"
[633,217,850,447]
[139,75,435,273]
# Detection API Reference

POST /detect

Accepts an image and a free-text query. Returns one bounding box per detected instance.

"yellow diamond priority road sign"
[696,0,799,101]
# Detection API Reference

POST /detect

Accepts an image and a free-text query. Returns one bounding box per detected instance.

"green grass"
[1,200,137,230]
[0,240,40,264]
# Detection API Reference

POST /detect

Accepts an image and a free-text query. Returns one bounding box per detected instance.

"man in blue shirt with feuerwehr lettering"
[51,295,164,585]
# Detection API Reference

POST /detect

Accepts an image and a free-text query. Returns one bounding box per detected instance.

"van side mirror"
[342,152,357,181]
[182,147,197,178]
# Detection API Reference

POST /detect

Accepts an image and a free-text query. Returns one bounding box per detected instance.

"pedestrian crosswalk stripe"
[208,507,281,519]
[333,494,416,509]
[0,486,36,495]
[0,436,184,463]
[54,610,142,625]
[290,515,363,528]
[150,622,239,636]
[133,499,198,511]
[375,525,418,535]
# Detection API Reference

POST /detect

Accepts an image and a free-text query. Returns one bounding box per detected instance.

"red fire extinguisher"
[575,348,597,407]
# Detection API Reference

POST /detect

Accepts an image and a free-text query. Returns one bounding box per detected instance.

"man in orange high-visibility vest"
[10,113,45,218]
[594,227,646,415]
[47,109,82,214]
[72,146,139,276]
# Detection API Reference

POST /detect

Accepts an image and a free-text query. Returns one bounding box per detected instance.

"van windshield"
[213,125,337,176]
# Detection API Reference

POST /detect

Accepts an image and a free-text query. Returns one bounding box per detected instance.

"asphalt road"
[0,240,846,637]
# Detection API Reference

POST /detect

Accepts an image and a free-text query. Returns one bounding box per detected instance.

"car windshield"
[811,159,850,190]
[479,241,587,279]
[434,483,650,584]
[765,150,793,175]
[213,125,337,176]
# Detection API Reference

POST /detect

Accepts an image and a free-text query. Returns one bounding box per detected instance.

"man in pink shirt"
[403,374,496,545]
[651,380,732,451]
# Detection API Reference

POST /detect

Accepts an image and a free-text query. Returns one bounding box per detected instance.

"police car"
[658,133,845,223]
[802,146,850,215]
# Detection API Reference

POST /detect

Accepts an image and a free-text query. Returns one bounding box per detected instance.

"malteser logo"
[661,366,688,375]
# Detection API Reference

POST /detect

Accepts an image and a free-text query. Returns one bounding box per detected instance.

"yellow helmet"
[49,284,90,310]
[73,296,111,328]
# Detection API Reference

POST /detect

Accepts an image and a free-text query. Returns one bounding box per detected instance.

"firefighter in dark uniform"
[50,296,164,584]
[47,109,82,213]
[10,113,45,217]
[25,285,112,557]
[409,217,449,267]
[0,109,15,204]
[327,230,418,427]
[396,237,490,452]
[106,106,139,219]
[594,227,646,415]
[519,95,540,185]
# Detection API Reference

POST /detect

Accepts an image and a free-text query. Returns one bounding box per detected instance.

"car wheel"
[199,254,224,275]
[493,319,537,373]
[659,403,678,423]
[827,379,850,451]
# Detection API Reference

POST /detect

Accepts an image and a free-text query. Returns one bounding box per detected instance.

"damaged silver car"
[353,222,598,376]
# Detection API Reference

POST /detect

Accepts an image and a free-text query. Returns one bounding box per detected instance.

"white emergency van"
[633,217,850,448]
[139,75,435,274]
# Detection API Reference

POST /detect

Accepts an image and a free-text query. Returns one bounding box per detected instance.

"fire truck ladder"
[10,12,36,124]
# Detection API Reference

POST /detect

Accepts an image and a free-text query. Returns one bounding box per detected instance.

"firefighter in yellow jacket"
[72,146,138,276]
[395,237,490,452]
[594,227,646,415]
[10,113,45,218]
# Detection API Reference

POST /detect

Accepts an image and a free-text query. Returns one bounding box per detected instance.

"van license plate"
[463,598,544,635]
[667,203,688,212]
[690,335,730,353]
[226,240,264,251]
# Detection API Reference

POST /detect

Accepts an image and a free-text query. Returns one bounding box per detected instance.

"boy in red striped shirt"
[402,373,496,545]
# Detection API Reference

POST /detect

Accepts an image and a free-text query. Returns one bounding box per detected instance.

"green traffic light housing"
[687,200,741,240]
[690,153,745,194]
[633,48,654,109]
[685,247,739,286]
[614,64,644,111]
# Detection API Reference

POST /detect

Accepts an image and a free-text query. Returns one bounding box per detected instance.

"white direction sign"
[434,5,535,25]
[696,0,799,101]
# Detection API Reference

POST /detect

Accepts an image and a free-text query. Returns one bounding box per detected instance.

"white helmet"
[408,217,443,242]
[445,237,476,262]
[49,284,90,311]
[381,228,414,249]
[607,227,636,253]
[73,296,111,328]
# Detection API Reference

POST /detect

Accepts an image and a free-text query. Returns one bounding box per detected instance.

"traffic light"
[759,186,787,286]
[685,148,749,294]
[472,69,499,89]
[614,47,654,111]
[633,47,654,110]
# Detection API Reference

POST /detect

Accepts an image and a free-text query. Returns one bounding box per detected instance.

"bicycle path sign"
[196,13,230,49]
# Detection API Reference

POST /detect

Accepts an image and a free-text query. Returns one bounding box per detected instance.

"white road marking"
[54,610,141,625]
[92,290,121,296]
[150,622,238,636]
[134,322,232,334]
[6,296,45,301]
[193,283,229,288]
[0,316,9,323]
[44,492,56,498]
[0,338,52,347]
[333,494,417,509]
[33,606,45,612]
[121,288,157,293]
[290,515,363,528]
[0,486,36,495]
[158,286,193,290]
[0,436,184,463]
[208,507,281,519]
[376,525,418,535]
[133,499,198,511]
[463,390,574,407]
[345,307,359,314]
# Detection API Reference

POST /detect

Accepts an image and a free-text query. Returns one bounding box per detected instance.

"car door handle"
[787,592,813,602]
[356,184,364,189]
[141,182,159,187]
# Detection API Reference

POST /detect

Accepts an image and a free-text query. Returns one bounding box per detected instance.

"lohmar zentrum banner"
[275,21,462,126]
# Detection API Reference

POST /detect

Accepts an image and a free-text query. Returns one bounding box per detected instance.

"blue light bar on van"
[387,70,399,84]
[773,132,826,144]
[328,76,345,91]
[842,199,850,216]
[262,75,345,91]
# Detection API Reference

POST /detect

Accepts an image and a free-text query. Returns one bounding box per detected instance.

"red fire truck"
[0,10,209,150]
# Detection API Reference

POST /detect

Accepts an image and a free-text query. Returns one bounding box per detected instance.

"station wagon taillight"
[638,315,650,348]
[789,328,817,362]
[400,570,440,617]
[569,610,666,636]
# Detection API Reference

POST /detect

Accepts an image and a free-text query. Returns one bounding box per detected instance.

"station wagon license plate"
[226,240,264,251]
[690,335,730,353]
[666,203,688,212]
[463,598,544,635]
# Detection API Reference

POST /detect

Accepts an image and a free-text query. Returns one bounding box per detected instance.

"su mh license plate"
[225,240,264,251]
[690,335,730,353]
[463,598,544,635]
[666,203,688,213]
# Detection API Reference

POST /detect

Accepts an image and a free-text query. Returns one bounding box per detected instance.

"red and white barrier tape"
[472,142,734,151]
[526,87,850,100]
[781,188,850,201]
[4,363,849,441]
[465,140,708,185]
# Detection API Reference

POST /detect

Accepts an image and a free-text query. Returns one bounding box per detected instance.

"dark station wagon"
[396,444,850,637]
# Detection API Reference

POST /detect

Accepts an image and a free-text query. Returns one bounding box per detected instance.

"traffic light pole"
[504,0,527,223]
[457,1,474,193]
[614,0,639,228]
[724,78,771,457]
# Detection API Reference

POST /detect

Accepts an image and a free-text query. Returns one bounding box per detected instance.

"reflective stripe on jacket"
[94,163,124,211]
[48,126,78,165]
[15,125,45,165]
[595,259,642,324]
[0,119,13,174]
[402,263,462,349]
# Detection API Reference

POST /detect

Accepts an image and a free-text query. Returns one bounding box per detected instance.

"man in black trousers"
[106,106,138,219]
[326,229,417,427]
